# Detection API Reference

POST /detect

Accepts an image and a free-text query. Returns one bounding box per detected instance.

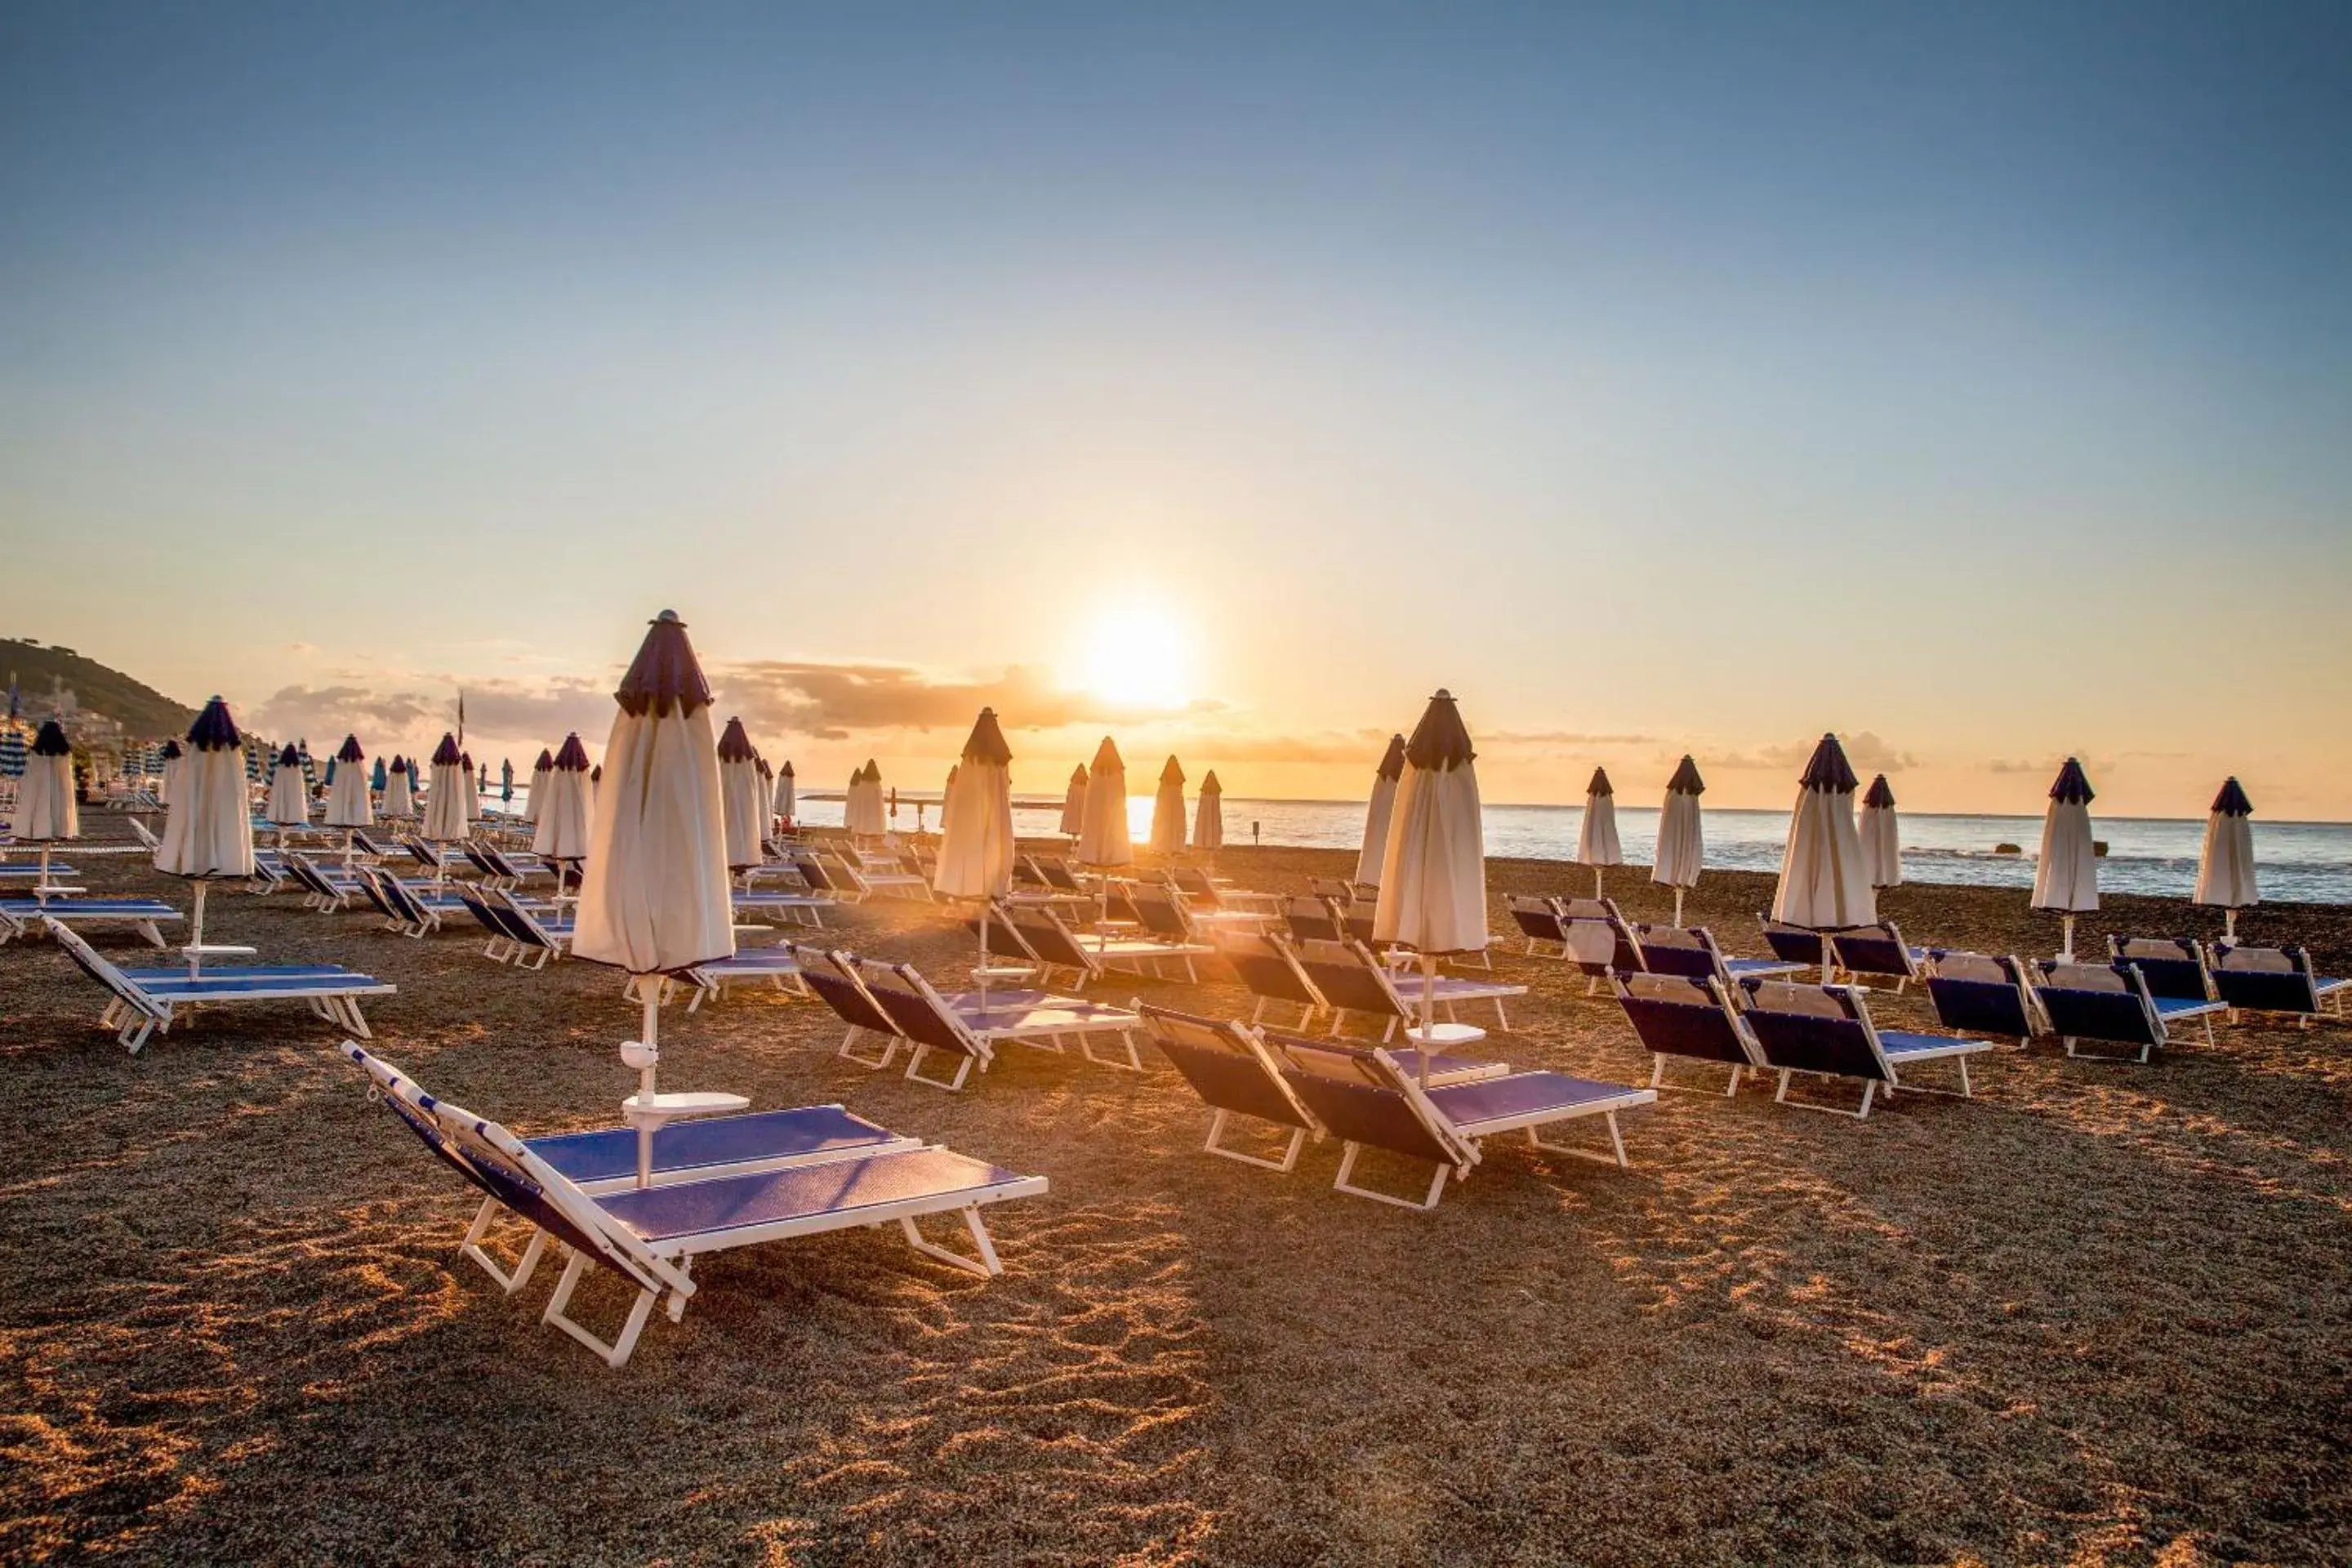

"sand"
[4,834,2350,1566]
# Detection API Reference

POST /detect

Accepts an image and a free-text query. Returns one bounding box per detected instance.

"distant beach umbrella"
[2194,777,2258,942]
[1060,764,1088,839]
[382,755,414,816]
[323,736,373,861]
[716,716,764,871]
[1355,733,1406,888]
[243,740,263,785]
[457,751,480,817]
[2030,758,2099,960]
[296,741,316,795]
[937,709,1018,1017]
[572,611,735,1185]
[1771,734,1875,972]
[755,754,774,846]
[1078,737,1132,870]
[9,719,78,894]
[155,697,256,968]
[1373,691,1488,1078]
[371,755,387,795]
[533,732,593,868]
[1194,770,1224,854]
[158,737,184,808]
[1148,755,1187,856]
[1859,774,1903,891]
[500,758,514,805]
[1576,766,1623,898]
[773,759,796,826]
[525,749,554,823]
[847,760,888,837]
[1652,755,1706,924]
[422,733,470,854]
[266,743,310,835]
[0,724,27,782]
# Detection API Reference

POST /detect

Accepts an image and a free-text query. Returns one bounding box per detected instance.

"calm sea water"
[777,793,2352,905]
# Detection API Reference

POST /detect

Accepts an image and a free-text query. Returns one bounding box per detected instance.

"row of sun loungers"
[49,918,393,1053]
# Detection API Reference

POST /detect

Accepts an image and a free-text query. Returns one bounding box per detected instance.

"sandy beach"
[5,835,2350,1566]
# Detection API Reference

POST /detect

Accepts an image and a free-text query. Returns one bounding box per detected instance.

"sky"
[4,2,2349,817]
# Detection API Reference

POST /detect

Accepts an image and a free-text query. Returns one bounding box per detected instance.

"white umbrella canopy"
[1652,755,1706,924]
[847,760,887,837]
[755,755,774,848]
[1059,764,1088,838]
[324,735,373,830]
[460,751,482,817]
[421,734,470,844]
[773,760,797,826]
[1373,691,1488,1071]
[525,749,554,823]
[1356,734,1406,887]
[382,756,415,817]
[715,716,764,871]
[156,738,182,809]
[1077,737,1132,870]
[155,697,257,969]
[265,744,310,831]
[936,709,1016,900]
[1576,766,1623,898]
[1858,774,1902,890]
[1148,755,1187,856]
[1771,733,1876,968]
[1194,770,1224,853]
[10,719,78,894]
[573,611,737,1183]
[2030,757,2099,958]
[534,733,594,866]
[2194,776,2259,940]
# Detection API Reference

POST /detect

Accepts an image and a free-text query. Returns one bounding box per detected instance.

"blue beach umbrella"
[372,757,388,793]
[0,725,26,781]
[501,758,514,804]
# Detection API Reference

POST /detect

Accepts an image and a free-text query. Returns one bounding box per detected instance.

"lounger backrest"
[1213,931,1323,1009]
[1136,1004,1317,1132]
[1633,924,1730,982]
[1001,908,1099,975]
[2207,944,2323,1013]
[286,853,336,900]
[1339,903,1379,945]
[379,873,431,924]
[1281,896,1343,945]
[788,853,837,893]
[350,829,392,858]
[424,1095,675,1294]
[1169,866,1217,901]
[1610,971,1756,1066]
[497,890,559,947]
[1924,951,2039,1038]
[2033,961,2164,1047]
[454,885,514,939]
[1036,858,1085,893]
[853,959,985,1061]
[1831,923,1918,981]
[1759,920,1830,966]
[1309,877,1356,905]
[784,944,898,1036]
[1126,884,1193,941]
[2106,937,2212,1002]
[1554,898,1624,924]
[43,918,170,1025]
[1560,916,1633,975]
[1737,980,1893,1082]
[1268,1036,1471,1169]
[1507,893,1566,942]
[1294,938,1405,1021]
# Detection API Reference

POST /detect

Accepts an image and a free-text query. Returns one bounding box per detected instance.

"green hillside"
[2,638,199,740]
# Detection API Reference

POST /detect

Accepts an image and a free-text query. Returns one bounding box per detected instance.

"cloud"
[1986,753,2115,777]
[1486,730,1657,747]
[1699,731,1918,773]
[708,659,1183,742]
[247,684,437,737]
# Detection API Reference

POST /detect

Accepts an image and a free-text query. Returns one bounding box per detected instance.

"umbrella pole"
[2225,908,2238,942]
[633,984,661,1188]
[1673,887,1685,927]
[189,880,207,976]
[37,843,51,899]
[1419,953,1437,1088]
[1593,866,1603,899]
[1821,931,1834,983]
[2059,914,2075,963]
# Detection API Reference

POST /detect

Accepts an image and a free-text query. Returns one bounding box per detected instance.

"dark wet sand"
[4,833,2350,1565]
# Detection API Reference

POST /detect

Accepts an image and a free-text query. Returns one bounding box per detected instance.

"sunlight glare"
[1076,601,1193,709]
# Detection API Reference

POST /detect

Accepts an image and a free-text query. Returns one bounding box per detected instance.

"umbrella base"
[1404,1022,1487,1049]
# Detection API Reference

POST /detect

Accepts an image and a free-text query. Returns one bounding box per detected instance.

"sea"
[762,793,2352,906]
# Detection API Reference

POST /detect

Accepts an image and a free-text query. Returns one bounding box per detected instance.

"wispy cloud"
[709,659,1187,742]
[1699,731,1918,773]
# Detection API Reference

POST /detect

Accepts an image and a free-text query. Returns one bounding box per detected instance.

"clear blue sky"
[5,2,2349,813]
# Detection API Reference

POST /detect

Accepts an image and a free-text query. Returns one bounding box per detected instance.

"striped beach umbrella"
[0,724,23,782]
[297,741,317,795]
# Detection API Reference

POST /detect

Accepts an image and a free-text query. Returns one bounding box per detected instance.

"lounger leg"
[541,1251,660,1370]
[840,1027,897,1070]
[898,1207,1004,1276]
[1526,1111,1631,1169]
[344,998,372,1039]
[460,1200,548,1295]
[1492,999,1508,1030]
[902,1046,974,1092]
[1205,1111,1310,1172]
[1332,1143,1450,1210]
[1250,998,1267,1026]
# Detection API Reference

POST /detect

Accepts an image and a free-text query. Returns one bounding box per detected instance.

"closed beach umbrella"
[1356,734,1406,888]
[1194,770,1224,854]
[1576,766,1623,898]
[158,737,184,809]
[457,752,479,817]
[266,743,310,835]
[755,755,773,846]
[382,756,414,816]
[1771,733,1875,972]
[1374,691,1488,1076]
[1652,755,1706,925]
[716,716,764,871]
[9,719,78,894]
[937,709,1018,1016]
[1078,737,1131,870]
[526,749,554,823]
[1059,764,1088,838]
[371,755,387,795]
[573,611,735,1184]
[1859,775,1903,891]
[2194,777,2258,942]
[1149,755,1187,856]
[847,761,884,837]
[2030,757,2099,959]
[297,742,316,796]
[323,735,372,862]
[773,760,796,827]
[421,733,470,861]
[533,732,593,869]
[155,697,256,969]
[0,724,24,781]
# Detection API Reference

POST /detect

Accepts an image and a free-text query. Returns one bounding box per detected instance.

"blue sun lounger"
[1,895,180,948]
[343,1044,1044,1368]
[1610,972,1763,1095]
[1633,924,1804,987]
[2106,937,2217,1010]
[731,889,831,929]
[1922,951,2047,1045]
[1269,1035,1654,1209]
[681,945,807,1010]
[2208,943,2350,1027]
[359,867,470,937]
[1736,978,1994,1119]
[2030,960,2223,1062]
[0,862,78,880]
[52,919,392,1052]
[1829,922,1933,992]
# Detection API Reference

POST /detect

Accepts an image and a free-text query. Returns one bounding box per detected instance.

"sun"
[1075,601,1193,709]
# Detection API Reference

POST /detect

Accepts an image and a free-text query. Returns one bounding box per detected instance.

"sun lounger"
[1610,972,1761,1095]
[730,889,830,928]
[462,842,552,890]
[680,945,807,1011]
[1292,938,1524,1041]
[788,851,861,906]
[359,866,470,937]
[0,896,179,948]
[1829,922,1931,992]
[2207,943,2350,1026]
[1758,918,1837,972]
[833,847,931,902]
[994,902,1208,987]
[1633,924,1805,988]
[52,919,390,1052]
[849,952,1149,1085]
[1211,929,1330,1029]
[2030,960,2222,1062]
[284,853,364,912]
[1279,895,1347,946]
[2105,937,2216,1009]
[1267,1035,1654,1209]
[1922,951,2047,1045]
[342,1045,1039,1368]
[494,890,574,968]
[1024,855,1091,897]
[0,860,79,880]
[1167,865,1281,913]
[1736,978,1993,1118]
